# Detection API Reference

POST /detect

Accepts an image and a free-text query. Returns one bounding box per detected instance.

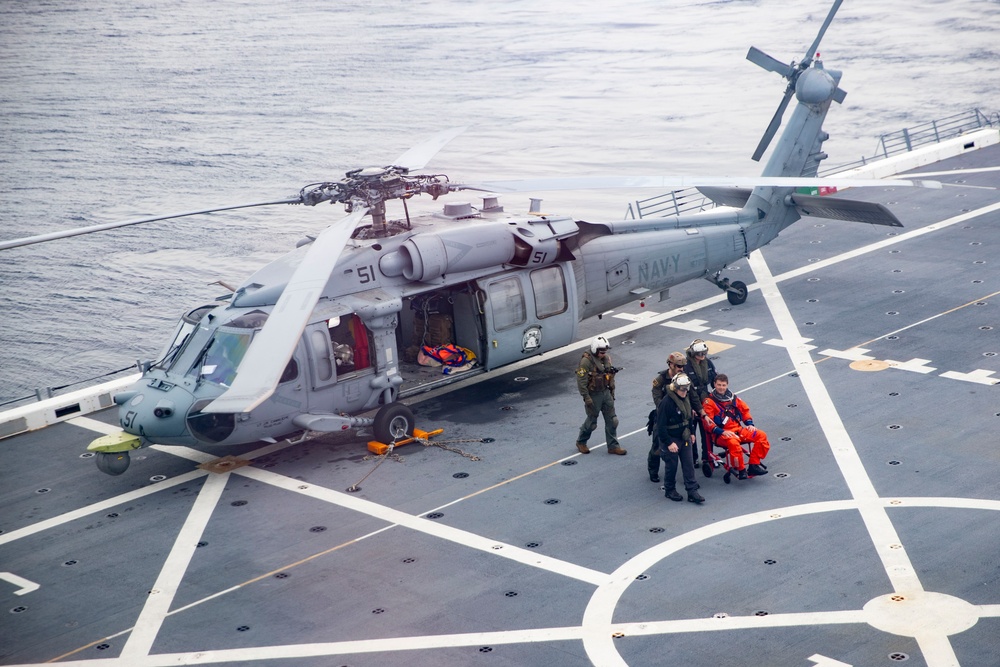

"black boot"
[665,489,683,501]
[687,491,705,504]
[649,472,660,483]
[748,463,768,476]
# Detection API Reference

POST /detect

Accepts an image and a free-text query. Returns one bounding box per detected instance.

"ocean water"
[1,0,997,404]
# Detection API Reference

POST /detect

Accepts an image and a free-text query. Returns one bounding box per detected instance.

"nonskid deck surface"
[1,145,999,666]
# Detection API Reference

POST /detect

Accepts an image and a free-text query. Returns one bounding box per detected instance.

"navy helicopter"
[0,0,937,475]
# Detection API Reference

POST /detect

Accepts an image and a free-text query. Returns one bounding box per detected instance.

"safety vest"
[421,344,468,366]
[708,393,742,428]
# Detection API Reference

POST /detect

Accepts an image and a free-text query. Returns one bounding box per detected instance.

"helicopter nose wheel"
[373,403,416,444]
[95,451,131,476]
[726,280,748,305]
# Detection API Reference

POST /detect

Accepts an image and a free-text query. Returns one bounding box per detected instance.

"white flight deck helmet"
[590,335,610,354]
[689,339,709,355]
[670,373,692,392]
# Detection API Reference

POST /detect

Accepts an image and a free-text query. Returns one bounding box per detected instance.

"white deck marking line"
[66,415,121,434]
[978,604,1000,617]
[750,250,964,667]
[910,166,1000,177]
[234,465,608,586]
[750,250,923,584]
[0,469,209,547]
[613,609,864,635]
[121,472,229,659]
[150,444,217,463]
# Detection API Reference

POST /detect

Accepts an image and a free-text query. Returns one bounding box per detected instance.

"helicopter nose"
[118,383,196,442]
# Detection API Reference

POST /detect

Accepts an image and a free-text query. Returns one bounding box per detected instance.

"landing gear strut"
[708,272,748,305]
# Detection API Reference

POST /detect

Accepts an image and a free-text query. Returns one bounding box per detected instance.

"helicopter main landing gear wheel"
[96,451,131,476]
[707,272,749,306]
[373,403,415,445]
[726,280,748,305]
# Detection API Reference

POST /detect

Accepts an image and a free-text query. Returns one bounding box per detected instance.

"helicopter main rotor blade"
[0,198,301,251]
[455,175,944,193]
[202,205,370,415]
[803,0,843,67]
[391,126,467,171]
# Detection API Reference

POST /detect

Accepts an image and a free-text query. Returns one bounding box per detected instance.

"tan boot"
[607,446,627,455]
[576,442,591,454]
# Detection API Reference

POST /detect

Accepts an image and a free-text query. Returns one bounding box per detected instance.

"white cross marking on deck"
[0,572,40,595]
[612,310,659,321]
[710,327,762,341]
[763,337,816,350]
[660,318,710,332]
[818,347,876,361]
[884,358,937,374]
[940,368,1000,385]
[808,654,853,667]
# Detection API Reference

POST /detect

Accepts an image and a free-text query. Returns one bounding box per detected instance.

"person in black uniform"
[683,339,716,468]
[647,351,693,482]
[655,373,705,504]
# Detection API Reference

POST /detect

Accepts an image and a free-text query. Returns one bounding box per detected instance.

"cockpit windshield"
[198,331,252,387]
[154,305,215,370]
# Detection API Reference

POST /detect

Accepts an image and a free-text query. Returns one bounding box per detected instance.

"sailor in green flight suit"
[575,336,626,455]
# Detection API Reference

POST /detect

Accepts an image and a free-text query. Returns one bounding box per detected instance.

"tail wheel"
[726,280,748,305]
[373,403,415,444]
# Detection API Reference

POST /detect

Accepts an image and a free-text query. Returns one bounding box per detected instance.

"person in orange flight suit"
[702,374,770,480]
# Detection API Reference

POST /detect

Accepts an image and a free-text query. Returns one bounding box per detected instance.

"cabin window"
[199,331,252,387]
[488,277,526,330]
[327,314,372,373]
[530,266,567,318]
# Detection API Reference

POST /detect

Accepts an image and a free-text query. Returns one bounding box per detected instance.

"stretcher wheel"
[702,460,713,478]
[723,471,732,484]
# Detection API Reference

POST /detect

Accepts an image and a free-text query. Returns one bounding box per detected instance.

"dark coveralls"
[647,369,703,479]
[683,354,716,464]
[576,351,619,449]
[655,386,699,496]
